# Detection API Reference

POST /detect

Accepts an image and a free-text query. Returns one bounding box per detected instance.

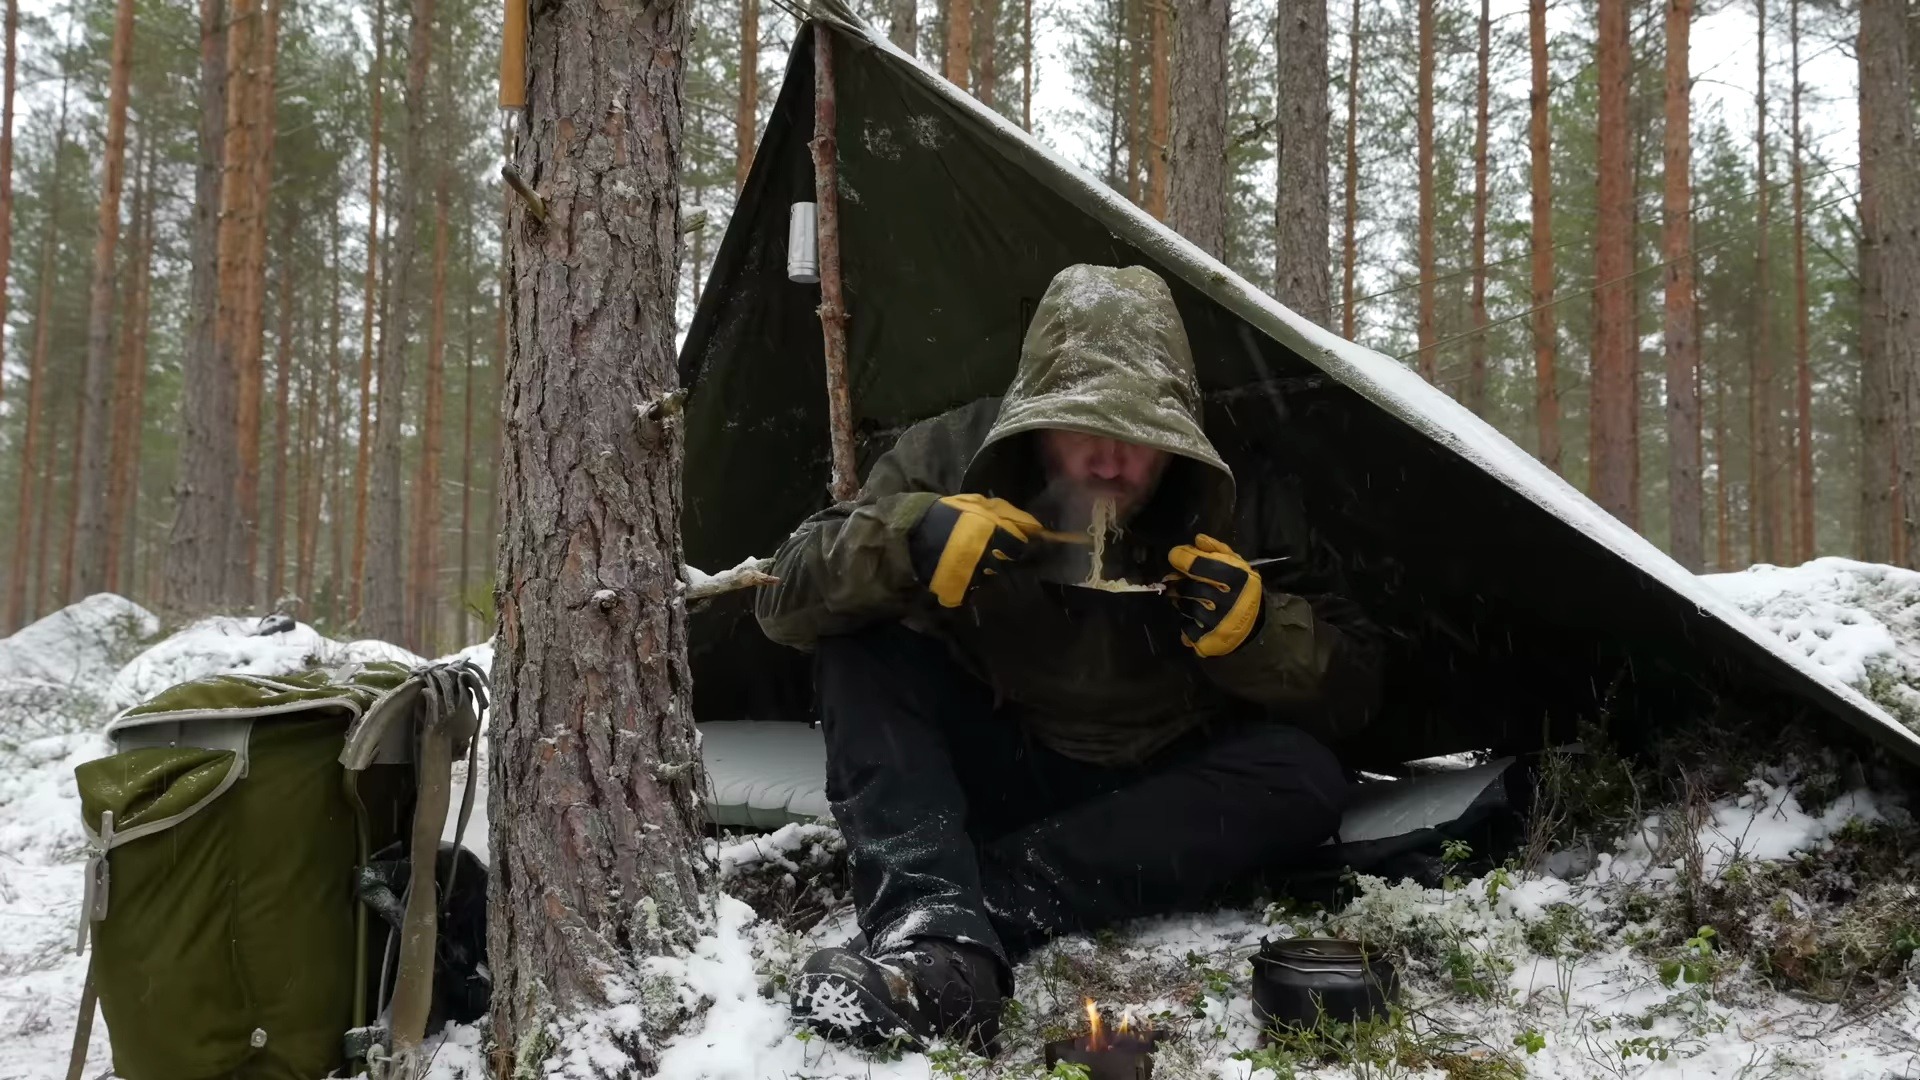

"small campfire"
[1043,999,1158,1080]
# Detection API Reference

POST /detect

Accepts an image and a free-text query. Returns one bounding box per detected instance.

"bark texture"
[71,0,137,599]
[1466,0,1490,415]
[1663,0,1703,570]
[1146,0,1168,219]
[1167,0,1228,257]
[947,0,973,89]
[351,0,387,623]
[410,168,450,654]
[1528,0,1559,473]
[1749,0,1778,564]
[268,233,295,605]
[0,0,18,408]
[736,0,757,189]
[488,0,714,1070]
[364,0,435,644]
[1273,0,1329,325]
[164,0,236,615]
[975,0,998,106]
[1589,0,1635,522]
[1861,0,1919,564]
[5,91,68,631]
[1789,0,1812,562]
[1415,0,1435,380]
[1339,0,1358,338]
[104,145,153,593]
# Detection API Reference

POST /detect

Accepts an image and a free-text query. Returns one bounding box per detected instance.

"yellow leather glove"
[908,494,1043,608]
[1165,535,1264,657]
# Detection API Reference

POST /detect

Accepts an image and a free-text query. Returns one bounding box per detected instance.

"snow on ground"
[0,572,1917,1079]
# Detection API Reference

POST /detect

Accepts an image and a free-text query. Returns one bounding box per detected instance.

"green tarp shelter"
[677,4,1920,777]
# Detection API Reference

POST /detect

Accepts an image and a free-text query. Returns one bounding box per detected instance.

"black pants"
[816,623,1348,974]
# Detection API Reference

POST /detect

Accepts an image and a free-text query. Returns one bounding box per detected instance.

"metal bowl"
[1250,937,1398,1031]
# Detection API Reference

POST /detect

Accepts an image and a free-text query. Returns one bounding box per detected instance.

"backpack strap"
[66,956,98,1080]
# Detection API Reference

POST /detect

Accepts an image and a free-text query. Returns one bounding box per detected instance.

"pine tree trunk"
[410,166,449,655]
[1590,0,1634,522]
[120,178,154,594]
[104,140,151,594]
[947,0,973,89]
[351,0,387,624]
[1124,0,1142,200]
[1466,0,1490,415]
[487,0,713,1070]
[32,404,62,621]
[295,323,316,608]
[1146,0,1168,219]
[1339,0,1359,338]
[0,0,19,410]
[1274,0,1329,324]
[1861,0,1919,566]
[164,0,235,617]
[1750,0,1776,565]
[364,0,435,645]
[457,216,476,644]
[1715,361,1731,568]
[232,0,281,604]
[891,0,917,54]
[975,0,998,107]
[1168,0,1228,257]
[6,91,68,631]
[1789,0,1812,562]
[73,0,138,599]
[1663,0,1703,570]
[60,380,85,604]
[268,226,295,606]
[324,205,346,622]
[1023,0,1032,129]
[1415,0,1435,380]
[1528,0,1559,472]
[214,0,261,605]
[736,0,757,189]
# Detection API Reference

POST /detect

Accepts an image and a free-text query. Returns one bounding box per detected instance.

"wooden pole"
[499,0,525,107]
[810,24,858,502]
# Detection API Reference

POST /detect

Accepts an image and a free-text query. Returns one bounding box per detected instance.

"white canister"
[787,202,820,284]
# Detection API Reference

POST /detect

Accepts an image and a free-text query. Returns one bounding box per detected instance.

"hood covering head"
[961,263,1235,537]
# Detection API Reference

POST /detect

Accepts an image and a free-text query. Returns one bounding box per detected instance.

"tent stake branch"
[809,23,859,502]
[683,556,779,601]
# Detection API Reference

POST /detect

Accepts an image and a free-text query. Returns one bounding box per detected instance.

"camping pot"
[787,202,819,283]
[1250,938,1397,1030]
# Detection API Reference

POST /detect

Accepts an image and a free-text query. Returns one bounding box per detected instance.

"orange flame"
[1083,998,1106,1051]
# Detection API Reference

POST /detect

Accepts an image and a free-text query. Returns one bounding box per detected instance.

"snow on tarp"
[809,0,1920,766]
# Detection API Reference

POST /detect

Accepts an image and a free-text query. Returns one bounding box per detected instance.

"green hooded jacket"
[756,264,1377,764]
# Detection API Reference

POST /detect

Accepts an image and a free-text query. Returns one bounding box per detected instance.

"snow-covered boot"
[790,938,1003,1052]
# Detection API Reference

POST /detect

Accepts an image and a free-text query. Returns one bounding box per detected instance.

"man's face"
[1036,428,1170,526]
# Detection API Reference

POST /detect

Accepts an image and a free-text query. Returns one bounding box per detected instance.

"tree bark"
[1528,0,1559,472]
[1124,0,1143,200]
[0,0,19,409]
[1339,0,1358,338]
[6,89,69,631]
[736,0,757,189]
[104,140,152,594]
[232,0,281,603]
[975,0,998,107]
[457,214,476,644]
[326,204,346,624]
[891,0,917,54]
[487,0,713,1070]
[1590,0,1634,522]
[71,0,137,600]
[1466,0,1490,415]
[1415,0,1435,380]
[1750,0,1777,565]
[120,165,155,594]
[1789,0,1812,562]
[1146,0,1168,219]
[164,0,235,617]
[1168,0,1227,257]
[351,0,387,624]
[1663,0,1703,570]
[213,0,262,604]
[268,221,296,606]
[364,0,435,644]
[1715,359,1731,568]
[1273,0,1329,324]
[1023,0,1032,129]
[947,0,972,89]
[1861,0,1919,565]
[410,164,449,654]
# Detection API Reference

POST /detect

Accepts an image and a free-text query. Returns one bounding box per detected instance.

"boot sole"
[791,969,925,1051]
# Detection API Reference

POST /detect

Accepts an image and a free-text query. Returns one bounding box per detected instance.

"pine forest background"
[0,0,1914,656]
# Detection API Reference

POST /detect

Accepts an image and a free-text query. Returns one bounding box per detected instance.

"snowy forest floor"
[1,559,1918,1079]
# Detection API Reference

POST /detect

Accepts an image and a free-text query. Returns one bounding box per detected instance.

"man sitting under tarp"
[755,263,1382,1051]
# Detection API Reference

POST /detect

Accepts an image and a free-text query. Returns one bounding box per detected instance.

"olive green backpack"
[67,659,488,1080]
